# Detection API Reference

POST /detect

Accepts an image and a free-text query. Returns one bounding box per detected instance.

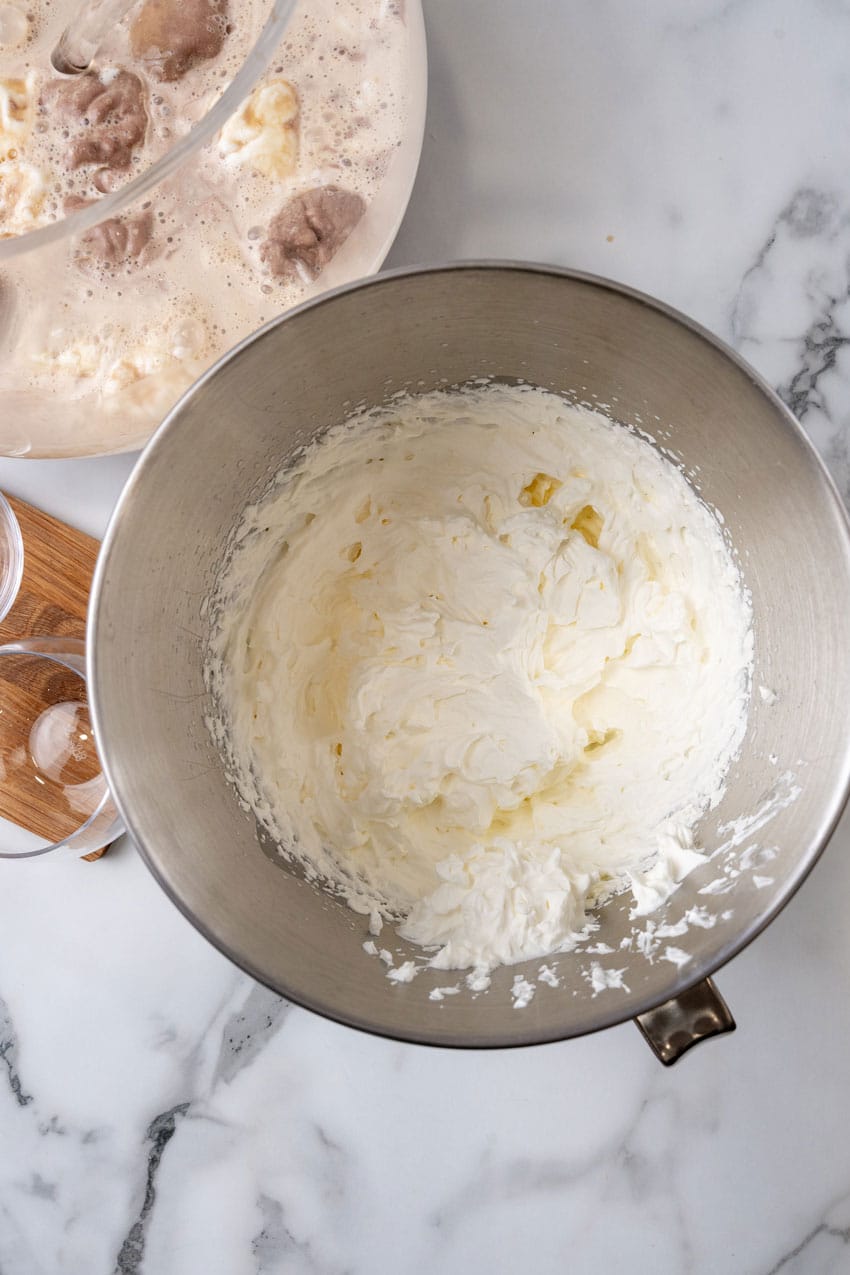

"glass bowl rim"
[0,494,24,624]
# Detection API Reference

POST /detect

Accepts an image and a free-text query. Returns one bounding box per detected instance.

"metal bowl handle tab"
[634,977,735,1065]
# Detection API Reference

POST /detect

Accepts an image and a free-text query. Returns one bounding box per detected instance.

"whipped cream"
[207,384,753,985]
[218,78,300,180]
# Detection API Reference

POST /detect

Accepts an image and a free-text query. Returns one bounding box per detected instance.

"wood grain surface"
[0,495,97,643]
[0,496,107,856]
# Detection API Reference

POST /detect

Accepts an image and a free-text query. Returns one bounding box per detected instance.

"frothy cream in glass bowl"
[0,0,421,455]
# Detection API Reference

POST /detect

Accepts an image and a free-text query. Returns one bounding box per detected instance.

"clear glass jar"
[0,637,123,856]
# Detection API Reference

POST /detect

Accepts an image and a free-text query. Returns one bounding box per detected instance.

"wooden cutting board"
[0,495,107,856]
[0,495,96,644]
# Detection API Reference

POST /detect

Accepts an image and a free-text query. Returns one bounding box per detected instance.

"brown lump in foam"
[65,196,154,269]
[40,70,147,170]
[260,185,365,283]
[130,0,229,82]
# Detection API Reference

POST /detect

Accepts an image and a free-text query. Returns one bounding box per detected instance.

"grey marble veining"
[3,1,850,1271]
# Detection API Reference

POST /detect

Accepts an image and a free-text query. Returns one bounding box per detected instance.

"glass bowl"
[0,637,123,857]
[0,0,427,459]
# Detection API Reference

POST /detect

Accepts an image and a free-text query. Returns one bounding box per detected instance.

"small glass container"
[0,494,24,623]
[0,637,123,857]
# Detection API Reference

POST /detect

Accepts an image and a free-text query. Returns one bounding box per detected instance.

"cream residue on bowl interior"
[205,383,753,990]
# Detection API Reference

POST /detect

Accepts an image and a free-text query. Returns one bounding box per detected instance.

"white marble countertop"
[2,1,850,1271]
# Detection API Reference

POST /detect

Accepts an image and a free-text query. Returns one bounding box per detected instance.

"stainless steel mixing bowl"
[89,264,850,1060]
